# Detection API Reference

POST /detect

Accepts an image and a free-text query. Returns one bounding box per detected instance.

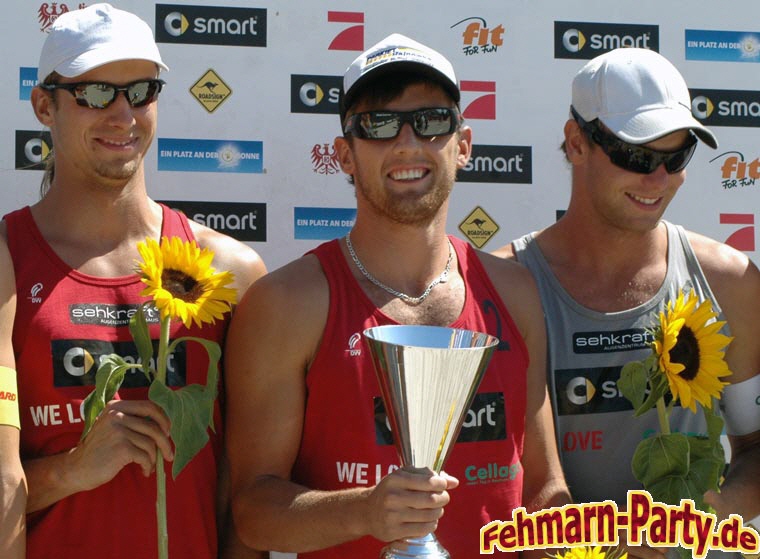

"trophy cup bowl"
[363,324,500,559]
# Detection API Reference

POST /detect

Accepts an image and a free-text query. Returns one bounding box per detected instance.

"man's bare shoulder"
[491,241,517,260]
[685,229,756,281]
[187,220,266,291]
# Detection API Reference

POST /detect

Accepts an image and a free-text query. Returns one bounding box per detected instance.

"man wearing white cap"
[496,48,760,552]
[225,33,570,558]
[8,4,265,558]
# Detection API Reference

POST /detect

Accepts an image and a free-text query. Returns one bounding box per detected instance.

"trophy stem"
[380,533,450,559]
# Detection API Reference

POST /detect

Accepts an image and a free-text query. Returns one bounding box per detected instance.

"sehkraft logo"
[291,75,342,114]
[156,5,266,47]
[157,138,263,173]
[458,145,532,184]
[554,21,658,59]
[15,130,52,170]
[690,89,760,127]
[294,207,356,240]
[19,67,37,100]
[685,30,760,63]
[158,200,267,242]
[70,303,161,327]
[573,329,652,354]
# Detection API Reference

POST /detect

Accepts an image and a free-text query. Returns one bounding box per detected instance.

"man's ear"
[31,87,55,128]
[334,136,355,175]
[456,125,473,170]
[564,119,591,164]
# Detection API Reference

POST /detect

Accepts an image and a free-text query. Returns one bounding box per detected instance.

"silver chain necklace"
[345,231,453,305]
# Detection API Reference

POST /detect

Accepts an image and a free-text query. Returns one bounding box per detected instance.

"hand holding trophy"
[364,325,499,558]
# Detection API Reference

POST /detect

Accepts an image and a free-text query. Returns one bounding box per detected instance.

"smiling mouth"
[99,138,137,148]
[389,168,427,181]
[628,193,660,206]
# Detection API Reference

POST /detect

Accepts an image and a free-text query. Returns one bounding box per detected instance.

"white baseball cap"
[571,48,717,148]
[38,3,168,83]
[341,33,459,121]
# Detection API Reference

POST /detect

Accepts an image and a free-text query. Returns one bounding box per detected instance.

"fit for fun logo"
[327,11,363,51]
[451,17,505,56]
[711,151,760,190]
[554,21,658,59]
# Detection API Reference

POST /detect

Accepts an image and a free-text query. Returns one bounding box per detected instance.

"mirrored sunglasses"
[40,79,165,109]
[571,107,698,175]
[343,107,461,140]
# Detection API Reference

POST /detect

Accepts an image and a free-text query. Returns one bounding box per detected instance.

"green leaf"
[703,400,725,443]
[634,371,670,417]
[149,336,222,478]
[80,354,138,440]
[149,381,215,479]
[632,433,689,486]
[618,361,648,410]
[129,304,154,383]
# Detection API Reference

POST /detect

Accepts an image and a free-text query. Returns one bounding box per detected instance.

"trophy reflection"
[363,324,499,559]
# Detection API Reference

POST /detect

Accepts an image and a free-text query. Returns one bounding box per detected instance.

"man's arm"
[224,255,455,553]
[690,233,760,520]
[0,240,25,558]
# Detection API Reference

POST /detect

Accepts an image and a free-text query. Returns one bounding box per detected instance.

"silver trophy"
[363,324,499,559]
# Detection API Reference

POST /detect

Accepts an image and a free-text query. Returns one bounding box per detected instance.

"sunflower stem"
[656,397,671,435]
[156,316,171,559]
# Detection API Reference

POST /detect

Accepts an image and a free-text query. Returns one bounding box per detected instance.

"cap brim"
[602,107,718,149]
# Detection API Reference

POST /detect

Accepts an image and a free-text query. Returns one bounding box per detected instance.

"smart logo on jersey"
[458,145,532,184]
[15,130,52,170]
[374,392,506,445]
[460,80,496,119]
[19,67,38,100]
[555,367,633,415]
[720,213,755,252]
[291,75,342,114]
[451,16,505,56]
[294,207,356,240]
[690,89,760,127]
[158,200,267,242]
[158,138,263,173]
[711,150,760,191]
[573,329,652,354]
[554,21,658,59]
[327,11,364,51]
[51,339,187,388]
[686,30,760,63]
[156,5,266,46]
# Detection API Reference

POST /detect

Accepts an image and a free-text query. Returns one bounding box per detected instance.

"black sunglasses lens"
[664,141,697,173]
[128,81,160,107]
[360,113,401,139]
[413,109,455,137]
[76,83,116,109]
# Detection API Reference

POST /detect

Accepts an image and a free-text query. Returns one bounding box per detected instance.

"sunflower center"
[669,326,701,380]
[162,269,203,302]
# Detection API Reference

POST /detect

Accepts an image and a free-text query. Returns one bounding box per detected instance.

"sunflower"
[653,290,732,413]
[553,546,626,559]
[137,236,236,328]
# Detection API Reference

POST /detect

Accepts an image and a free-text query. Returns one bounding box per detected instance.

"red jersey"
[293,236,527,559]
[6,205,225,559]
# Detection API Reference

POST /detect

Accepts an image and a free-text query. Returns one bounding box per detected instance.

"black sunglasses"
[40,79,165,109]
[343,107,462,140]
[571,107,698,174]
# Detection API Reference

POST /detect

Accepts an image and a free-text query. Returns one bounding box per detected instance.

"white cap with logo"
[571,47,717,148]
[38,3,168,83]
[340,33,459,120]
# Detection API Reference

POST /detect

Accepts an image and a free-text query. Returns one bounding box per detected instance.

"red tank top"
[293,236,527,559]
[6,205,225,559]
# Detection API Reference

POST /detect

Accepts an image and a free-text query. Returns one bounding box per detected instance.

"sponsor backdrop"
[6,0,760,273]
[5,1,760,555]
